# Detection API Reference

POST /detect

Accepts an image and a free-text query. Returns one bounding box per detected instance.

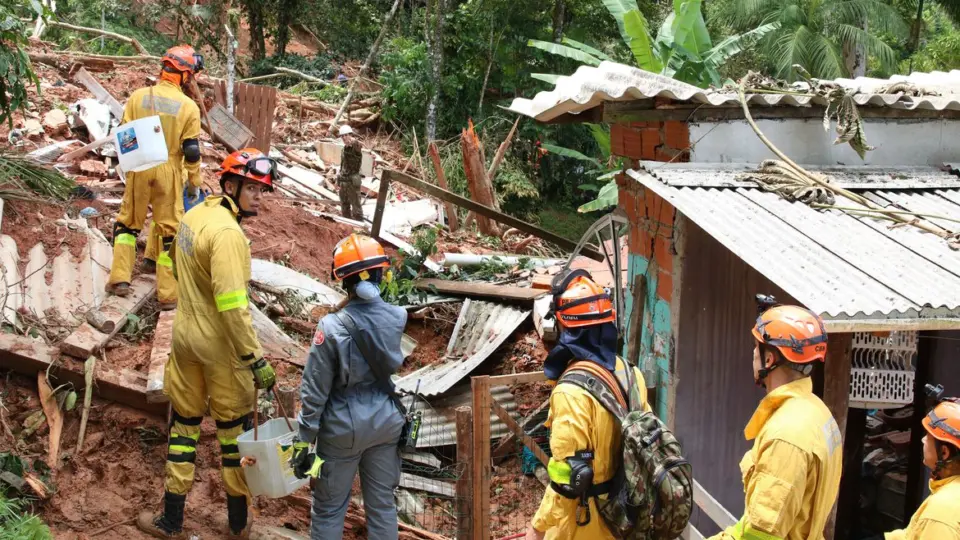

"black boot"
[137,492,186,539]
[226,494,250,538]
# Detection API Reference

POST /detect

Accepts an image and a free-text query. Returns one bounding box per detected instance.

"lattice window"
[849,331,917,409]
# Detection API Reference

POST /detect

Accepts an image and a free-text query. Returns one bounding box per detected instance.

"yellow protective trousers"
[109,163,185,303]
[162,348,255,502]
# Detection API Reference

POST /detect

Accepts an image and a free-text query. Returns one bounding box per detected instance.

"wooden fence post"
[823,332,853,540]
[456,406,474,539]
[471,375,491,540]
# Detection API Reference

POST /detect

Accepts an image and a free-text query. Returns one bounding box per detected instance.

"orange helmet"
[332,234,390,281]
[217,149,275,191]
[923,401,960,451]
[162,45,204,74]
[752,304,828,365]
[553,270,616,329]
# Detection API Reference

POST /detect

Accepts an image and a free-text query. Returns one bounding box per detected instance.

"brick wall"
[617,174,677,302]
[611,120,690,163]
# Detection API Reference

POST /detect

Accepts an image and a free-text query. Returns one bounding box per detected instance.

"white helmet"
[338,125,355,137]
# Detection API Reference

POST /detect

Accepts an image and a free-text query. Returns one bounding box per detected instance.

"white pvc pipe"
[441,253,567,269]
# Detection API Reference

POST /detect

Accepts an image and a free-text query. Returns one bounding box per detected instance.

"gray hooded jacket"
[297,293,408,457]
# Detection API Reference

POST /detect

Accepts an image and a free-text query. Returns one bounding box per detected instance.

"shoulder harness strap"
[560,361,629,422]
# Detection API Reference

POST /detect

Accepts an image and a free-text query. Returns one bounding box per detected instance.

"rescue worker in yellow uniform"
[884,389,960,540]
[709,296,843,540]
[107,44,204,310]
[525,270,651,540]
[137,149,277,539]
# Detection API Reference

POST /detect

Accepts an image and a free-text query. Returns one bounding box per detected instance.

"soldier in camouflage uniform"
[336,125,364,221]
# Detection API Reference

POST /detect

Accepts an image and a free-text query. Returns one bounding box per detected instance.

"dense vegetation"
[3,0,960,231]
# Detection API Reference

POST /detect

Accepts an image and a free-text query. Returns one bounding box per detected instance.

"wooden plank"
[371,175,391,241]
[456,406,473,540]
[399,472,456,498]
[682,524,706,540]
[491,398,548,467]
[488,371,547,386]
[492,396,550,464]
[427,142,459,232]
[693,479,737,529]
[0,333,164,414]
[205,103,254,152]
[59,276,156,359]
[145,309,175,403]
[822,332,852,540]
[471,376,491,540]
[383,170,605,261]
[415,278,546,304]
[73,68,124,120]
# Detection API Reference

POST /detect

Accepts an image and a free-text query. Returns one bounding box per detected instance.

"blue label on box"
[117,127,139,155]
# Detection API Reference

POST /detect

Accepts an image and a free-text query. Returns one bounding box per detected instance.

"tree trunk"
[461,120,500,236]
[552,0,566,42]
[843,18,867,77]
[424,0,445,143]
[329,0,403,134]
[274,0,299,58]
[243,0,267,61]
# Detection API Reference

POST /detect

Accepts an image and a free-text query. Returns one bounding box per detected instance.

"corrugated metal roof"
[507,62,960,122]
[628,167,960,322]
[640,162,960,189]
[396,299,530,396]
[403,385,519,448]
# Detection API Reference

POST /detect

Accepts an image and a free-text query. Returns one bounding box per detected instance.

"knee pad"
[112,222,139,245]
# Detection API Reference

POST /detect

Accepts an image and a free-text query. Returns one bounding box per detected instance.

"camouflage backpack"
[559,360,694,539]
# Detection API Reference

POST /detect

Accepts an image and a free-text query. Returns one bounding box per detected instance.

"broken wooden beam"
[492,398,548,467]
[427,142,458,232]
[378,169,605,261]
[493,396,550,465]
[59,276,155,359]
[145,309,175,403]
[73,68,124,120]
[415,278,545,305]
[400,472,456,498]
[0,333,164,414]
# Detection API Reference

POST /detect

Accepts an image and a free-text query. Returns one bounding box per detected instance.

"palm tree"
[911,0,960,57]
[720,0,908,79]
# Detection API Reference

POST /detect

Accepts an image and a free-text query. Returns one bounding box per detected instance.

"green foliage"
[0,495,50,539]
[0,0,41,128]
[249,53,336,86]
[718,0,908,79]
[46,0,173,56]
[899,3,960,72]
[0,153,76,201]
[379,38,433,131]
[529,0,777,88]
[379,226,439,306]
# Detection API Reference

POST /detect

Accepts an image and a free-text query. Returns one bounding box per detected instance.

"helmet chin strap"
[222,182,257,221]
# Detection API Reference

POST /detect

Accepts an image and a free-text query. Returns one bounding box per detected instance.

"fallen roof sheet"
[507,62,960,122]
[250,258,344,306]
[402,385,520,448]
[628,167,960,324]
[395,299,530,396]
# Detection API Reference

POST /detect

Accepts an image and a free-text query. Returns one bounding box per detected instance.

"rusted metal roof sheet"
[396,299,530,396]
[640,162,960,189]
[628,167,960,323]
[507,62,960,122]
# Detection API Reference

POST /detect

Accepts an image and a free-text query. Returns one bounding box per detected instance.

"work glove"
[290,437,324,480]
[250,358,276,391]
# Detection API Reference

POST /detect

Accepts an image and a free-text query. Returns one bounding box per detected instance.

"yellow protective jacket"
[123,80,202,188]
[885,475,960,540]
[710,378,843,540]
[532,357,650,540]
[171,196,262,368]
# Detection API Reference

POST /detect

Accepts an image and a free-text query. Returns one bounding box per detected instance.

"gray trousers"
[310,440,401,540]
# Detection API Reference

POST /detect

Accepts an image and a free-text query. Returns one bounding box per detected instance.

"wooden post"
[905,330,933,521]
[427,142,458,232]
[471,376,491,540]
[371,175,391,241]
[822,332,853,540]
[276,385,297,420]
[626,274,647,368]
[456,406,474,540]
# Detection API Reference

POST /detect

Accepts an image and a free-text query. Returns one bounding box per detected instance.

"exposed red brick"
[657,268,673,302]
[654,235,673,273]
[654,146,690,163]
[80,159,109,177]
[663,121,690,150]
[610,123,644,160]
[641,128,660,160]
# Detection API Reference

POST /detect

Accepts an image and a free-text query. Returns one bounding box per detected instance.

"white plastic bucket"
[113,116,168,172]
[237,417,308,498]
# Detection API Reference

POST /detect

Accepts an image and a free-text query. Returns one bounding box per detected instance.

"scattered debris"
[59,275,156,359]
[415,279,545,304]
[145,310,175,403]
[42,109,69,135]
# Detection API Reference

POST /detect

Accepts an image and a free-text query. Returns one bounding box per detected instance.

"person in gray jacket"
[290,234,407,540]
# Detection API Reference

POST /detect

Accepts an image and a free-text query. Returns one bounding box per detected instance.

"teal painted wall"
[624,253,672,420]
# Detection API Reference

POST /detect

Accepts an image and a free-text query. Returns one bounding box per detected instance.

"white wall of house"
[689,118,960,166]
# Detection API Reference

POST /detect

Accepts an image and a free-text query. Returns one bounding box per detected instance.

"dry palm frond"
[0,153,75,201]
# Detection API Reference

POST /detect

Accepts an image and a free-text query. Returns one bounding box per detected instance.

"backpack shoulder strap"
[559,361,628,422]
[334,310,407,415]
